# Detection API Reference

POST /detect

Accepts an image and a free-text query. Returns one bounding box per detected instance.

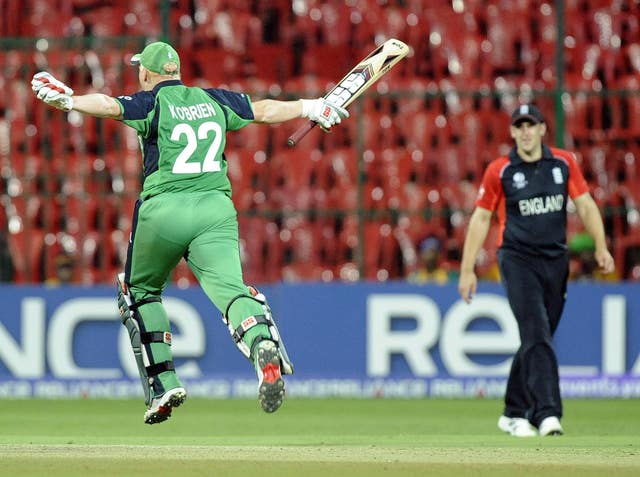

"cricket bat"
[287,38,410,147]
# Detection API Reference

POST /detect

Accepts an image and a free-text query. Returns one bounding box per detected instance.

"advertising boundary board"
[0,282,638,398]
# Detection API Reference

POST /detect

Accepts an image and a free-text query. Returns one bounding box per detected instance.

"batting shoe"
[498,415,538,437]
[144,387,187,425]
[254,340,285,413]
[538,416,564,436]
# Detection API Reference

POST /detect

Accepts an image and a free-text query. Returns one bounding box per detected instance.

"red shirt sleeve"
[476,157,508,211]
[556,148,590,198]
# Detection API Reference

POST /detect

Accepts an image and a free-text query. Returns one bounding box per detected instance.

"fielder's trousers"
[497,248,568,427]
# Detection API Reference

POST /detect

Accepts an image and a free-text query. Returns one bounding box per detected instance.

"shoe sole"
[543,430,564,436]
[257,343,285,413]
[540,427,564,436]
[144,389,187,425]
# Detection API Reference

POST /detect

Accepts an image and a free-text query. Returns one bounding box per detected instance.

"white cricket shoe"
[498,415,538,437]
[254,340,285,413]
[144,387,187,425]
[498,415,513,433]
[539,416,564,436]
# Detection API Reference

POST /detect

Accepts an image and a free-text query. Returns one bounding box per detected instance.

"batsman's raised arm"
[31,71,122,119]
[458,206,493,303]
[252,98,348,128]
[32,70,348,129]
[71,93,123,119]
[251,99,303,123]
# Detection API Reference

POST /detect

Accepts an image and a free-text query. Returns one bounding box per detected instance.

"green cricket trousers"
[123,190,269,397]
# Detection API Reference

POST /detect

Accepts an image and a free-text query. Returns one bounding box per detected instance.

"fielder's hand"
[595,247,615,275]
[301,98,349,130]
[31,72,74,112]
[458,270,477,304]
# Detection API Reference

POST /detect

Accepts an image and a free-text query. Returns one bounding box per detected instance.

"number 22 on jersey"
[171,121,223,174]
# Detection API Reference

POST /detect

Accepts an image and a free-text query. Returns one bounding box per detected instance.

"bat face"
[325,67,371,107]
[287,38,409,146]
[325,39,409,109]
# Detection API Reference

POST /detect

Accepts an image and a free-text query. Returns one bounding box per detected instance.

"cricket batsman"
[31,41,348,424]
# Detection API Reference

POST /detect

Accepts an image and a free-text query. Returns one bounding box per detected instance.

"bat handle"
[287,120,317,147]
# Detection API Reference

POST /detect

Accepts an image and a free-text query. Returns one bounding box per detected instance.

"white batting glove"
[31,72,73,96]
[31,72,74,112]
[301,98,349,130]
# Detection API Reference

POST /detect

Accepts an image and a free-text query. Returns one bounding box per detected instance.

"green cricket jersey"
[115,80,254,198]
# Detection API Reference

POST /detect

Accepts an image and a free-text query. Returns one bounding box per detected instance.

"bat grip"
[287,121,317,147]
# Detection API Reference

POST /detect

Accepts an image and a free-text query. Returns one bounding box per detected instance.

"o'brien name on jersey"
[168,102,217,121]
[518,194,564,216]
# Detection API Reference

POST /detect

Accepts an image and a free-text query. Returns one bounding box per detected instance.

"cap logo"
[520,105,529,115]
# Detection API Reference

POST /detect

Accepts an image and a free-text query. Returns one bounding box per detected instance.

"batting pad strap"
[232,314,269,343]
[129,296,162,312]
[224,293,263,318]
[140,331,172,345]
[145,360,174,377]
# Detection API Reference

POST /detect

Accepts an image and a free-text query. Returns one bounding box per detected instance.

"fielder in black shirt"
[458,104,615,437]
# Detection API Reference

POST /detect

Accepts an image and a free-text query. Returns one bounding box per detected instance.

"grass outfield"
[0,398,638,477]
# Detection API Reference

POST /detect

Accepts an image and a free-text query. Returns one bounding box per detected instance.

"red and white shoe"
[254,340,285,413]
[144,387,187,425]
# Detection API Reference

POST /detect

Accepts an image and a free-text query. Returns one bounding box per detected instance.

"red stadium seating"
[8,228,45,283]
[245,44,292,83]
[238,216,283,284]
[1,1,638,283]
[609,75,640,141]
[301,43,351,83]
[362,220,402,280]
[189,47,238,87]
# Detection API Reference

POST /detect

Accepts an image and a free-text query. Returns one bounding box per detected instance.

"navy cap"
[511,104,545,126]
